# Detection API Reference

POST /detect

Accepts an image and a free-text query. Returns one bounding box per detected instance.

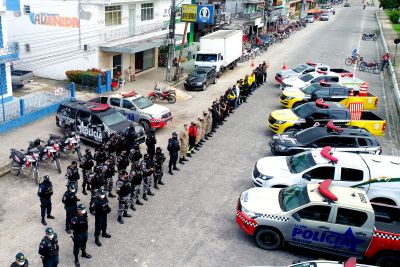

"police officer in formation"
[38,227,59,267]
[10,253,29,267]
[129,163,144,210]
[167,132,180,175]
[124,124,137,151]
[140,154,155,200]
[153,147,166,189]
[93,146,107,166]
[89,189,111,247]
[145,128,157,158]
[129,143,142,165]
[71,204,91,267]
[103,157,116,198]
[104,133,118,157]
[116,170,132,224]
[38,175,55,226]
[115,131,126,156]
[179,123,190,162]
[79,149,94,195]
[88,165,105,198]
[116,150,130,171]
[65,161,80,191]
[62,183,79,234]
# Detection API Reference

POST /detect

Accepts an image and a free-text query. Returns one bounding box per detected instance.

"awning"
[307,9,322,13]
[99,35,183,54]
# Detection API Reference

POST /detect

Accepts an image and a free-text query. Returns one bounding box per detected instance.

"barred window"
[105,6,121,26]
[141,3,154,21]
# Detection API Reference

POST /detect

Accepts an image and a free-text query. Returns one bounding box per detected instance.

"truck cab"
[195,52,223,75]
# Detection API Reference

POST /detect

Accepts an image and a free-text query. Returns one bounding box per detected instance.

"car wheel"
[148,96,156,102]
[213,77,217,84]
[375,255,400,267]
[255,228,283,250]
[202,84,207,91]
[285,127,298,134]
[140,120,151,133]
[292,102,304,108]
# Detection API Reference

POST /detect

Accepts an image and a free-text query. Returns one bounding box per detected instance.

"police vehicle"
[251,257,375,266]
[56,100,145,144]
[269,121,381,155]
[236,180,400,267]
[275,62,329,84]
[252,146,400,206]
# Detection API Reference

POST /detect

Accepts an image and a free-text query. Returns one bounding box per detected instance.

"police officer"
[65,161,80,191]
[94,146,107,166]
[71,204,92,267]
[129,163,143,210]
[103,156,116,198]
[38,175,55,226]
[116,131,126,156]
[116,150,130,171]
[104,133,118,156]
[140,154,155,201]
[129,143,142,165]
[206,108,213,137]
[145,128,157,158]
[38,227,59,267]
[79,149,94,195]
[10,252,29,267]
[62,183,79,234]
[89,189,111,247]
[88,166,105,198]
[116,170,132,224]
[124,124,137,151]
[167,132,180,175]
[153,147,166,189]
[179,123,190,161]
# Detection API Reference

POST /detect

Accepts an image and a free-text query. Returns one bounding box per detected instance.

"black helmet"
[68,183,77,190]
[150,128,156,134]
[15,253,26,264]
[85,148,91,154]
[45,227,54,235]
[144,154,150,160]
[156,147,162,152]
[77,203,86,211]
[43,175,50,181]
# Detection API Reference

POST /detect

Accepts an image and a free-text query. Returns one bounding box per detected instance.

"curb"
[0,161,10,178]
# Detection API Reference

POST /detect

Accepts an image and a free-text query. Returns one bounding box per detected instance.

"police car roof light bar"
[315,98,330,108]
[91,103,110,111]
[306,60,317,66]
[121,91,137,97]
[316,69,327,74]
[340,73,354,78]
[320,146,338,164]
[319,80,330,87]
[318,179,338,201]
[327,120,343,133]
[344,257,357,267]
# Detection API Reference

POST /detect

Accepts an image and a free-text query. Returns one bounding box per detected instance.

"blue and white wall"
[0,1,14,103]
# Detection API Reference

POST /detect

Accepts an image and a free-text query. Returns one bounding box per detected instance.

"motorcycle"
[49,132,82,161]
[28,138,62,174]
[10,148,40,184]
[148,82,176,104]
[358,59,380,74]
[362,33,377,41]
[345,54,363,66]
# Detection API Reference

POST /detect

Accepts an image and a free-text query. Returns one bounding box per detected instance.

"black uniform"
[167,137,180,172]
[145,133,157,158]
[38,234,59,267]
[117,153,130,171]
[38,180,53,221]
[140,158,154,198]
[89,196,111,238]
[71,214,89,259]
[116,177,132,221]
[124,126,137,151]
[116,134,126,156]
[62,190,79,232]
[80,155,94,193]
[10,259,29,267]
[65,165,80,190]
[153,152,166,186]
[105,137,118,156]
[94,149,107,166]
[88,169,105,197]
[129,145,142,165]
[103,160,116,195]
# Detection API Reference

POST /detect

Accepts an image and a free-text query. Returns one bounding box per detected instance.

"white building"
[7,0,189,80]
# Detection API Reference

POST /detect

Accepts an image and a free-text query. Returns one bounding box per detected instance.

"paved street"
[0,2,398,266]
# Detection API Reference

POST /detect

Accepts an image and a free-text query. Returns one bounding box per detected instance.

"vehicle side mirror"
[302,173,312,181]
[97,124,103,128]
[310,93,317,101]
[192,54,196,60]
[292,213,301,222]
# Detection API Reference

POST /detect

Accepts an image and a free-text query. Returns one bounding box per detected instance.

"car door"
[314,88,330,100]
[288,205,334,250]
[122,99,138,122]
[329,88,346,102]
[206,71,212,85]
[337,166,367,189]
[331,110,349,127]
[109,97,122,112]
[330,206,373,257]
[76,110,91,138]
[312,136,338,147]
[301,166,336,183]
[312,110,330,125]
[335,137,358,152]
[90,115,105,143]
[357,138,378,154]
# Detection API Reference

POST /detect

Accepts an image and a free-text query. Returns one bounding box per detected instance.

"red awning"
[308,8,322,13]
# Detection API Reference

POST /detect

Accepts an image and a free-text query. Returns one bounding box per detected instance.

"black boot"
[148,190,155,196]
[173,166,180,171]
[205,136,209,140]
[75,258,80,267]
[123,212,132,217]
[143,194,148,201]
[179,158,185,165]
[41,218,47,226]
[194,146,200,151]
[130,204,136,211]
[82,189,88,196]
[102,233,111,238]
[183,157,189,161]
[66,229,71,234]
[118,216,124,224]
[81,251,92,258]
[187,153,192,157]
[47,215,55,219]
[136,199,143,205]
[95,237,102,247]
[154,184,160,189]
[108,192,116,198]
[168,169,174,175]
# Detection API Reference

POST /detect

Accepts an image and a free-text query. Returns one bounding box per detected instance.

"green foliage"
[380,0,400,10]
[65,68,105,87]
[386,10,400,24]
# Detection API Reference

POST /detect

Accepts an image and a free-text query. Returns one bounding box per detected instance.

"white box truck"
[195,30,242,77]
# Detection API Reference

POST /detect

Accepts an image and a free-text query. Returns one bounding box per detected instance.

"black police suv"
[184,67,217,91]
[269,123,381,155]
[56,100,145,145]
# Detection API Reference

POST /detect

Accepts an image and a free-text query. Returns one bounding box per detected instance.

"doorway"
[135,52,143,73]
[113,54,122,76]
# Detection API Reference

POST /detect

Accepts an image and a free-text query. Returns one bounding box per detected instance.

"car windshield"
[132,96,153,110]
[190,69,207,78]
[100,111,127,126]
[293,103,316,117]
[279,184,310,211]
[306,15,313,19]
[301,84,318,94]
[294,128,321,144]
[293,64,308,73]
[196,54,217,62]
[299,74,314,82]
[287,151,316,173]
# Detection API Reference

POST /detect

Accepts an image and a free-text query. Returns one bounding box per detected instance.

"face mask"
[81,210,86,214]
[100,195,105,199]
[47,234,54,240]
[17,261,25,266]
[70,189,76,193]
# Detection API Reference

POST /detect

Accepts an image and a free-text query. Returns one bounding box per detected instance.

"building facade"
[7,0,189,80]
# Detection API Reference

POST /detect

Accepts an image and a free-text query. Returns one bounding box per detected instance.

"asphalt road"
[0,2,397,267]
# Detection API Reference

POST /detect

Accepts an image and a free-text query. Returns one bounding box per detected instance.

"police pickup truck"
[275,62,330,84]
[56,100,145,144]
[268,99,386,136]
[236,180,400,267]
[280,69,364,91]
[90,91,172,132]
[280,81,378,110]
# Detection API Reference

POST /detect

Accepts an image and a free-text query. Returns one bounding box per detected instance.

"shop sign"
[181,4,214,24]
[29,12,80,28]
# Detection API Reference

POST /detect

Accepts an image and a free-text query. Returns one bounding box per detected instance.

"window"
[105,6,122,26]
[304,166,335,180]
[297,205,331,222]
[340,168,364,182]
[24,5,30,14]
[319,67,328,71]
[330,88,346,96]
[315,137,337,146]
[109,98,121,107]
[313,111,330,120]
[327,76,339,82]
[77,111,90,122]
[91,116,102,125]
[358,138,372,147]
[141,3,154,21]
[336,137,357,147]
[332,110,347,119]
[123,100,135,110]
[336,208,368,227]
[314,88,329,97]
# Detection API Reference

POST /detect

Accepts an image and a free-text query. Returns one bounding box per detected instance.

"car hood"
[185,76,206,84]
[283,77,307,87]
[256,156,292,177]
[270,109,299,121]
[271,132,303,147]
[282,88,306,98]
[240,187,283,215]
[141,103,170,117]
[278,69,297,77]
[109,121,144,135]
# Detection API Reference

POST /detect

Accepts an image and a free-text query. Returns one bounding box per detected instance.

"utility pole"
[78,0,82,48]
[166,0,176,82]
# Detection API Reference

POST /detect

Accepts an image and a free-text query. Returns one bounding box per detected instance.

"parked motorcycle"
[9,148,40,184]
[148,82,176,104]
[362,33,377,41]
[49,132,82,161]
[28,138,62,173]
[358,59,380,74]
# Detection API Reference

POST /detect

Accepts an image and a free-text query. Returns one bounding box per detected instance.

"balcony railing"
[0,42,19,64]
[101,21,167,43]
[242,11,264,20]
